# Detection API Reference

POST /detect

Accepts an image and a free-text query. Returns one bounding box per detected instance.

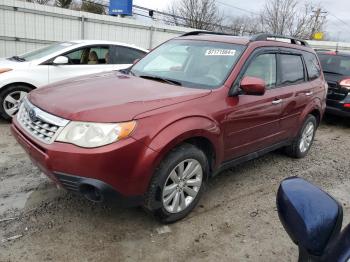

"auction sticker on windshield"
[205,49,236,56]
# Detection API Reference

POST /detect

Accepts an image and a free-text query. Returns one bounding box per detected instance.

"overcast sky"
[133,0,350,41]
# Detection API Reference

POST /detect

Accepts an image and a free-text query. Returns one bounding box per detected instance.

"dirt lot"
[0,116,349,262]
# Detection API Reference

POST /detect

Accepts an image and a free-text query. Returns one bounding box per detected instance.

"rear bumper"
[11,118,159,206]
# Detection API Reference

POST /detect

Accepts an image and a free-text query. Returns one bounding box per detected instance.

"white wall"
[1,0,350,57]
[0,0,192,57]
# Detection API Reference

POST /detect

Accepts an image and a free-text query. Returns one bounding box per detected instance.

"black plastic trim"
[54,172,143,207]
[214,140,291,175]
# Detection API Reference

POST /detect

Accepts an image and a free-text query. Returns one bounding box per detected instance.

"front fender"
[146,116,223,171]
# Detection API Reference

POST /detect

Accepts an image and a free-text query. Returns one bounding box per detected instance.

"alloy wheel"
[299,122,315,153]
[3,91,27,117]
[162,159,203,213]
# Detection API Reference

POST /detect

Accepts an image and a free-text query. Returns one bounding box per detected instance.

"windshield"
[318,54,350,76]
[131,40,245,89]
[15,42,77,61]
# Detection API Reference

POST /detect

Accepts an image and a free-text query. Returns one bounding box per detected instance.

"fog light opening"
[80,184,103,202]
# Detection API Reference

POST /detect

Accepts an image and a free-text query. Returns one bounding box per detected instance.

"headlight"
[56,121,136,148]
[0,68,12,74]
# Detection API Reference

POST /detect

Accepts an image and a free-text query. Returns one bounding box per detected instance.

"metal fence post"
[81,16,85,39]
[149,26,154,49]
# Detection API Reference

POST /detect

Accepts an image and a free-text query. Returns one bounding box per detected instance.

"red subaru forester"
[12,32,327,223]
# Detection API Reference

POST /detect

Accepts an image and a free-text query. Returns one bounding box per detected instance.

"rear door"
[224,49,284,160]
[276,51,314,139]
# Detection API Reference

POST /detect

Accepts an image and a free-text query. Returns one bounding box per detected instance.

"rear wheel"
[285,115,317,158]
[0,85,32,120]
[144,144,208,223]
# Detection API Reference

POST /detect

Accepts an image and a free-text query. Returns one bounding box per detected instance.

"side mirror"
[277,177,343,258]
[240,76,266,96]
[53,56,69,65]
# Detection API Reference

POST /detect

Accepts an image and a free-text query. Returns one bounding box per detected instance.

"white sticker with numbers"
[205,49,236,56]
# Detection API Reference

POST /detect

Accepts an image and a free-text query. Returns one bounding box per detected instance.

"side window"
[110,46,146,64]
[304,53,321,80]
[63,46,109,65]
[65,48,85,64]
[244,53,277,89]
[89,46,109,64]
[280,54,305,85]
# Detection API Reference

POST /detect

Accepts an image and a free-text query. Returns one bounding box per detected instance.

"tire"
[143,143,209,223]
[0,85,32,121]
[285,115,317,158]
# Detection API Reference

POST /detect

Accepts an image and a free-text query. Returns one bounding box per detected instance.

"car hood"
[324,72,349,84]
[29,71,211,122]
[0,58,32,69]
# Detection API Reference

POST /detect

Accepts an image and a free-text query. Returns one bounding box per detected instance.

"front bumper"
[11,118,158,206]
[326,96,350,117]
[326,105,350,117]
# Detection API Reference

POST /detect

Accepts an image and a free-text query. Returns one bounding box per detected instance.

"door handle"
[305,91,313,96]
[272,99,283,105]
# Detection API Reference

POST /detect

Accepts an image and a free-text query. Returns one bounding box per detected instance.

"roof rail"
[180,31,231,37]
[251,34,309,47]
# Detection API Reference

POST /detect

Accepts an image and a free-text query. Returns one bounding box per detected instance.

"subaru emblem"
[28,108,38,122]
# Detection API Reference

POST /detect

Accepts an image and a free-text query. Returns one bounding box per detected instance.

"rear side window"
[110,46,146,64]
[304,53,321,80]
[280,54,305,85]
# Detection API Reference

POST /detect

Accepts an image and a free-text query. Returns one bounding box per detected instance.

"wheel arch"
[1,82,37,91]
[308,108,321,126]
[147,116,223,176]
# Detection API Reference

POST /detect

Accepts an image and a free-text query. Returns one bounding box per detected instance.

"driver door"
[223,51,284,160]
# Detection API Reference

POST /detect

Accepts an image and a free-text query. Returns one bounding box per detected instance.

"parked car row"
[0,40,148,120]
[3,33,350,260]
[10,32,327,223]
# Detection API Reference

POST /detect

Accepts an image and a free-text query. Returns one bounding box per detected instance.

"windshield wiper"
[323,70,343,75]
[139,75,182,86]
[9,56,26,62]
[118,68,131,75]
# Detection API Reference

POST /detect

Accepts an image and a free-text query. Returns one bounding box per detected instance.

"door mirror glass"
[277,177,343,256]
[53,56,69,65]
[240,76,266,95]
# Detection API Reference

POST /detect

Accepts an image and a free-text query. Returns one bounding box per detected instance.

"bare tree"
[229,16,264,36]
[167,0,223,31]
[55,0,73,9]
[81,0,106,14]
[260,0,326,39]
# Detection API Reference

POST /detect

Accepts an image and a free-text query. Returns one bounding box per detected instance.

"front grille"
[327,81,348,102]
[17,98,69,144]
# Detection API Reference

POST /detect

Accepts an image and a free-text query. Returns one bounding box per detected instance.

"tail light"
[344,103,350,108]
[339,79,350,89]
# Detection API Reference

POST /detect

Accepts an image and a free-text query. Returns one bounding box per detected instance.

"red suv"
[11,32,327,223]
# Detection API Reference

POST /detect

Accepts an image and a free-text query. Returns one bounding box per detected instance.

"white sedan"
[0,40,148,120]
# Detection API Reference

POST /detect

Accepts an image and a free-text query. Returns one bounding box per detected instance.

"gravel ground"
[0,116,349,262]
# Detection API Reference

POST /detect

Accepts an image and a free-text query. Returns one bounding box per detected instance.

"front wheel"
[0,85,32,120]
[285,115,317,158]
[144,144,209,223]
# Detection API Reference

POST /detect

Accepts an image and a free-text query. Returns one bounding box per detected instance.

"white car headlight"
[56,121,136,148]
